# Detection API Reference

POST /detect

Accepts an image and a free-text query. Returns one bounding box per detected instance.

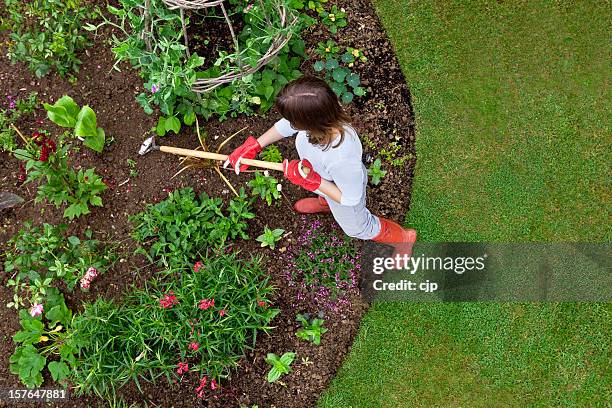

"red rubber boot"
[294,196,332,214]
[372,217,417,266]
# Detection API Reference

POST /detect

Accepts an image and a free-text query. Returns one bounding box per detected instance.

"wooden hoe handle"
[159,145,285,172]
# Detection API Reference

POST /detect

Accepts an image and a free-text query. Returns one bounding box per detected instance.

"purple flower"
[151,84,159,94]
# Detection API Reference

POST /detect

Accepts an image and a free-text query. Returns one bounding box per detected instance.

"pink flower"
[210,378,219,390]
[188,342,199,352]
[160,292,179,308]
[80,267,99,289]
[29,303,43,317]
[198,298,214,310]
[194,261,204,273]
[257,300,266,307]
[195,376,208,398]
[219,309,226,317]
[177,362,189,375]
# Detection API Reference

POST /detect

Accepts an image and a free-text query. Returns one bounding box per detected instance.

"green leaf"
[44,96,80,128]
[267,367,281,383]
[156,117,167,136]
[183,111,196,126]
[164,116,181,134]
[68,236,80,246]
[48,361,70,382]
[341,92,354,104]
[313,60,325,72]
[353,86,366,96]
[75,106,98,138]
[280,352,296,366]
[346,73,360,88]
[326,58,339,70]
[17,345,45,388]
[90,195,103,207]
[332,68,349,83]
[83,127,105,153]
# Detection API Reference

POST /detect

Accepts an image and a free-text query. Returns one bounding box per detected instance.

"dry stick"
[10,123,28,145]
[214,166,239,197]
[143,0,152,52]
[216,126,248,153]
[180,8,191,58]
[220,2,242,70]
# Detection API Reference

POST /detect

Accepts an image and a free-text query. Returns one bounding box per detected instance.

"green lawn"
[320,1,610,406]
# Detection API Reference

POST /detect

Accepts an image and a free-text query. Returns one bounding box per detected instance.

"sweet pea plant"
[3,0,94,78]
[70,254,278,398]
[14,133,107,219]
[88,0,305,133]
[4,222,115,309]
[284,218,360,311]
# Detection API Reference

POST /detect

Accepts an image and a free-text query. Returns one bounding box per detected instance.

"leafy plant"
[256,227,285,250]
[341,47,367,67]
[3,0,93,78]
[313,57,366,104]
[44,95,106,153]
[14,133,107,219]
[295,313,328,345]
[70,254,279,397]
[131,188,255,267]
[127,159,138,178]
[260,145,283,163]
[10,288,82,388]
[248,171,281,206]
[315,39,341,59]
[265,352,296,383]
[368,158,387,185]
[4,222,115,309]
[0,92,38,152]
[319,5,347,34]
[88,0,305,132]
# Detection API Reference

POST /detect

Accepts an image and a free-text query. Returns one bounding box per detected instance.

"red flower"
[188,342,199,352]
[257,300,266,308]
[195,376,208,398]
[194,261,204,273]
[210,379,219,390]
[198,298,214,310]
[18,163,26,183]
[177,362,189,375]
[160,291,179,308]
[219,309,226,317]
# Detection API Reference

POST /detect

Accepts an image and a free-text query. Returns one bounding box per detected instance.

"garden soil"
[0,0,415,406]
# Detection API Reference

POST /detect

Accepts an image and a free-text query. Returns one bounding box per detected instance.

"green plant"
[70,254,279,397]
[368,158,387,185]
[14,134,107,219]
[313,57,366,104]
[127,159,138,178]
[295,313,328,345]
[265,352,296,383]
[319,5,347,34]
[3,0,93,78]
[0,92,38,152]
[315,39,341,58]
[44,95,106,153]
[260,145,283,163]
[131,188,254,267]
[88,0,305,132]
[341,47,367,67]
[248,171,281,206]
[10,288,82,388]
[256,227,285,250]
[4,222,115,309]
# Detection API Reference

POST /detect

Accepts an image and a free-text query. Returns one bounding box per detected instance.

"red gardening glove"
[224,136,262,174]
[283,159,321,192]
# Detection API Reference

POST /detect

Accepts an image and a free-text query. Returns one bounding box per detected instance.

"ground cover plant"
[0,92,38,152]
[0,0,418,405]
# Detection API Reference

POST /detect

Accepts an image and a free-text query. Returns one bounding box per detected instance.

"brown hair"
[275,75,351,150]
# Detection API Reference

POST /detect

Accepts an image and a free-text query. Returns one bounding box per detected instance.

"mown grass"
[320,1,610,406]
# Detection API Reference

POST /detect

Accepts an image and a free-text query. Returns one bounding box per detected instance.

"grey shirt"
[274,118,366,206]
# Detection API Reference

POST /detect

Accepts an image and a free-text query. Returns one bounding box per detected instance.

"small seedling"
[127,159,138,178]
[368,158,387,185]
[319,5,347,34]
[256,227,285,250]
[248,171,281,206]
[265,352,296,383]
[341,47,367,67]
[301,356,314,366]
[296,313,328,345]
[260,145,283,163]
[315,39,341,58]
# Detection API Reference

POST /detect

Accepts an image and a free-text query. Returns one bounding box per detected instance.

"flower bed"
[0,0,416,405]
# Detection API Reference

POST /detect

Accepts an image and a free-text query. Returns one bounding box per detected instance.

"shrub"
[70,254,279,397]
[3,0,93,78]
[4,223,116,309]
[284,218,360,311]
[131,188,255,267]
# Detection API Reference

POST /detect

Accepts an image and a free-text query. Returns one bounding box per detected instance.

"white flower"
[30,303,44,317]
[264,170,270,177]
[277,183,282,192]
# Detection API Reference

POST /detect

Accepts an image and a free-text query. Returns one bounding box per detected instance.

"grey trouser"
[321,169,382,240]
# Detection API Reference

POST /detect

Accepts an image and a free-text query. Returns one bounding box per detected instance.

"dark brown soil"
[0,0,416,407]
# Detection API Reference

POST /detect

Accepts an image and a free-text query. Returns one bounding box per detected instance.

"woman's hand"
[283,159,321,191]
[223,136,262,174]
